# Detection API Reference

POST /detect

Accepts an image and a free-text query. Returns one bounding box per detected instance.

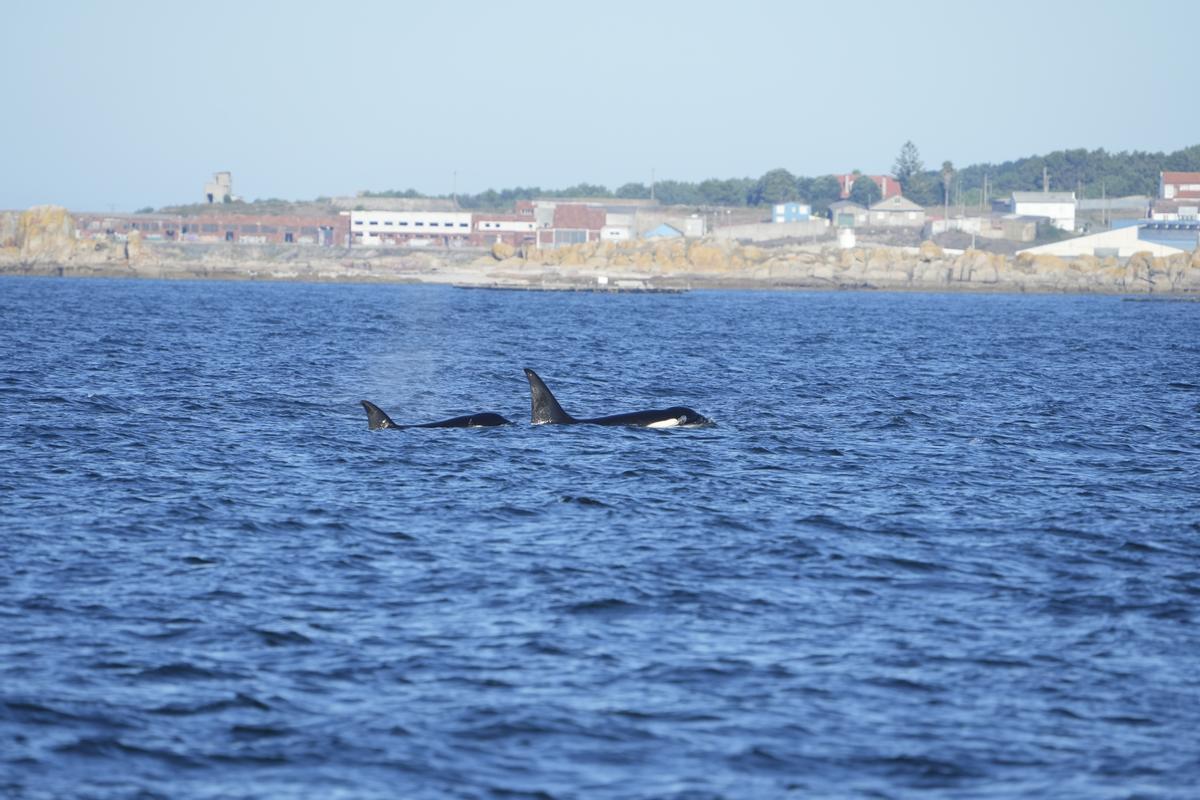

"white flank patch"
[647,417,682,429]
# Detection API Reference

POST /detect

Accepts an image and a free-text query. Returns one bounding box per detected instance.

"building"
[931,214,1037,242]
[350,210,472,247]
[634,212,705,238]
[1012,191,1076,231]
[1160,172,1200,201]
[828,200,868,227]
[836,174,901,200]
[1150,199,1199,222]
[644,223,683,239]
[1017,220,1199,259]
[602,211,634,242]
[203,172,237,204]
[74,212,348,246]
[472,214,536,247]
[535,203,606,248]
[868,195,925,227]
[772,202,811,223]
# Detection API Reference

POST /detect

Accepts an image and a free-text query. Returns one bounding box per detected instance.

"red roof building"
[74,212,349,246]
[1160,172,1200,201]
[535,202,607,248]
[836,174,902,200]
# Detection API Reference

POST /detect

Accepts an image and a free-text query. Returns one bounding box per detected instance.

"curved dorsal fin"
[523,368,574,424]
[360,400,400,430]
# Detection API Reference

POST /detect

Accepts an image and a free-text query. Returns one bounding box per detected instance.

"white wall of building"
[868,210,925,227]
[1163,181,1200,200]
[1017,226,1187,258]
[351,210,472,244]
[475,219,535,233]
[1152,205,1199,221]
[1013,198,1075,231]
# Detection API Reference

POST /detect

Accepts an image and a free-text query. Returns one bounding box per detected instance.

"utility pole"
[1043,166,1049,193]
[650,168,655,202]
[1101,180,1107,229]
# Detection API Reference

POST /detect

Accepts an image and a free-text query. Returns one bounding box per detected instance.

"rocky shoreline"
[4,205,1200,294]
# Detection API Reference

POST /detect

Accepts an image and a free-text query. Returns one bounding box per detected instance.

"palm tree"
[941,161,955,221]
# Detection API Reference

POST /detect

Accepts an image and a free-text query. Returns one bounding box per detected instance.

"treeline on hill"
[365,142,1200,213]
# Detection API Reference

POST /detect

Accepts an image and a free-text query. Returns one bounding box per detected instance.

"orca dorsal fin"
[524,368,574,424]
[361,400,400,430]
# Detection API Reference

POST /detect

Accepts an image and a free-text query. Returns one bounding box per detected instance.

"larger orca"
[361,400,511,430]
[523,368,712,428]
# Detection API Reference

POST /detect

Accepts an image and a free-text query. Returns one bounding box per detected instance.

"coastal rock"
[490,241,515,260]
[686,243,728,272]
[0,211,18,247]
[17,205,77,264]
[955,249,998,283]
[126,229,143,261]
[1126,251,1155,289]
[740,245,765,263]
[919,240,944,262]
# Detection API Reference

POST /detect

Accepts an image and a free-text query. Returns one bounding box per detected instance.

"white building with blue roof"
[1018,220,1200,258]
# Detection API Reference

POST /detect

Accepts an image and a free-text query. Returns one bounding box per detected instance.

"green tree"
[750,168,798,206]
[555,183,610,198]
[892,141,924,188]
[849,176,882,207]
[809,175,843,215]
[616,182,650,199]
[892,141,934,202]
[941,161,955,208]
[698,177,753,206]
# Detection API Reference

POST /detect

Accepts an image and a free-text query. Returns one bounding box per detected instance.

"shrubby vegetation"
[146,143,1200,214]
[429,143,1200,212]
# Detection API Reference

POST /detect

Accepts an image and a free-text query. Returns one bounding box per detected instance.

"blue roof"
[643,223,683,239]
[1137,221,1200,250]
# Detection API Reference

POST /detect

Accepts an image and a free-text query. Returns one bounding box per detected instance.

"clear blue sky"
[4,0,1197,211]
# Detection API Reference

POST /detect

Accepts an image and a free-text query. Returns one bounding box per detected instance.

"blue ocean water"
[1,276,1199,799]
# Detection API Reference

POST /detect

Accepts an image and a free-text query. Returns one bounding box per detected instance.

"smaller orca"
[361,400,511,430]
[524,368,712,428]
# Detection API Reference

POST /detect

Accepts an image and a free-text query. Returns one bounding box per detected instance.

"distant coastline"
[3,206,1199,295]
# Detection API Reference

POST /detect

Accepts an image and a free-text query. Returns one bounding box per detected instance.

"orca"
[361,400,511,430]
[523,368,712,428]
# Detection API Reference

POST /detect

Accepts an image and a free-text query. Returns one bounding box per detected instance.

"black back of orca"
[361,400,511,430]
[523,369,712,428]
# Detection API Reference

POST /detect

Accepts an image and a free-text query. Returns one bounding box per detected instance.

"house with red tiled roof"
[836,173,902,200]
[1160,172,1200,201]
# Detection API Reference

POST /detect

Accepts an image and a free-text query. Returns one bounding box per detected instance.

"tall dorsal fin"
[523,368,574,425]
[361,400,400,430]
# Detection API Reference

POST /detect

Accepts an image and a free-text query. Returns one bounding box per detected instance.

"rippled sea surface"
[2,276,1199,799]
